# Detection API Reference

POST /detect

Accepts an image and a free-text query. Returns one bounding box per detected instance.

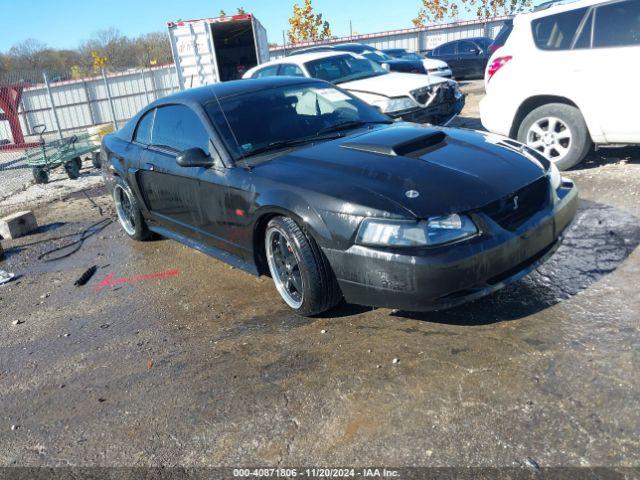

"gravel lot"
[1,81,639,473]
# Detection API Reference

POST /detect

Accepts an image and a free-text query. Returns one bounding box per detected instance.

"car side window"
[531,7,589,50]
[151,105,210,153]
[252,65,280,78]
[134,109,155,145]
[572,10,593,49]
[458,41,479,54]
[593,0,640,48]
[438,42,456,55]
[279,64,305,77]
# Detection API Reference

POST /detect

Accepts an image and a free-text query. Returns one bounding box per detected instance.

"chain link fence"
[0,65,181,200]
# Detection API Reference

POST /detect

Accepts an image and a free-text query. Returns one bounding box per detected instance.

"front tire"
[517,103,592,171]
[265,216,341,316]
[112,177,151,241]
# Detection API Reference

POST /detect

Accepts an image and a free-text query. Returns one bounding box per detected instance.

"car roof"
[151,77,324,106]
[520,0,607,19]
[268,50,353,65]
[333,43,376,52]
[440,37,491,45]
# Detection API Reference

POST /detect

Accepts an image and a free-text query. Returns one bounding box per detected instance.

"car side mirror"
[176,147,213,168]
[470,48,480,55]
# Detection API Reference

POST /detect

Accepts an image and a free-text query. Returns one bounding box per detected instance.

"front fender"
[252,189,334,247]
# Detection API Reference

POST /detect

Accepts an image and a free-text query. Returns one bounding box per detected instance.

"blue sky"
[0,0,427,52]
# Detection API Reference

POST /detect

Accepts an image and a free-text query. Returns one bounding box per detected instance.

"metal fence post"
[102,68,119,130]
[82,80,96,126]
[140,69,151,104]
[149,69,160,101]
[42,71,63,139]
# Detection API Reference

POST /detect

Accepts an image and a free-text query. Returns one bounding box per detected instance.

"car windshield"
[361,50,392,62]
[205,82,391,161]
[304,54,387,84]
[400,52,423,61]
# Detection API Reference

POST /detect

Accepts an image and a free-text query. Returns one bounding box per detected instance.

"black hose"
[37,218,112,262]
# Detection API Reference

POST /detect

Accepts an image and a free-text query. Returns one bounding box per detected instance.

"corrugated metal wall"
[270,16,511,59]
[0,16,512,144]
[0,66,179,142]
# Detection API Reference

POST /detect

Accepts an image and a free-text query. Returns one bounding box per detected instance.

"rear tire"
[33,167,49,184]
[112,176,151,241]
[265,216,342,316]
[91,151,101,169]
[517,103,592,171]
[64,156,82,179]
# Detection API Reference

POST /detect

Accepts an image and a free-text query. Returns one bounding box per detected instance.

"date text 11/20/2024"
[233,468,400,477]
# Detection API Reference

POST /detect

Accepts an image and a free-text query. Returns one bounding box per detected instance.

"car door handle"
[144,163,155,171]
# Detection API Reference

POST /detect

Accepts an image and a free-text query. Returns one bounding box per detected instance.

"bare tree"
[7,39,48,69]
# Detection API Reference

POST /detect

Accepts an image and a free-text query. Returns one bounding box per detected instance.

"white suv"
[480,0,640,169]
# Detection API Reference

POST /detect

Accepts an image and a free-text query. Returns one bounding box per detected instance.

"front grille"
[481,176,550,231]
[411,83,454,106]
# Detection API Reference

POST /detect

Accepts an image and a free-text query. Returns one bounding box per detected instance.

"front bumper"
[322,181,578,312]
[429,69,453,79]
[393,94,465,126]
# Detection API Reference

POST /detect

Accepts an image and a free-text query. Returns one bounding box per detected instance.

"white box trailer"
[167,14,270,89]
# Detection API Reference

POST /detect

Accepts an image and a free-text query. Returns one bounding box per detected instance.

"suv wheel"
[113,177,151,241]
[265,216,342,316]
[517,103,592,170]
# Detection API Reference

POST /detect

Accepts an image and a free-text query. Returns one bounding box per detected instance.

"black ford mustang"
[102,77,578,316]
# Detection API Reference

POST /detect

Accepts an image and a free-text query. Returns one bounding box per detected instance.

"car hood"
[422,58,449,69]
[260,124,548,219]
[338,72,447,98]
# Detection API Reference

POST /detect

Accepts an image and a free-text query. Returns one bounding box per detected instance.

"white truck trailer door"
[168,20,220,89]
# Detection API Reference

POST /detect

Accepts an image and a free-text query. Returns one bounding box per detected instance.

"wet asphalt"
[0,94,639,469]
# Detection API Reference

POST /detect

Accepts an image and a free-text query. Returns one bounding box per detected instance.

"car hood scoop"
[264,125,548,218]
[341,126,447,157]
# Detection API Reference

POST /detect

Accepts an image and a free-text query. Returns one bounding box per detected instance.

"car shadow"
[571,146,640,171]
[449,115,483,130]
[331,200,640,325]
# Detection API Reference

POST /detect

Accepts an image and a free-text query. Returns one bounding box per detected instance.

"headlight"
[381,63,391,71]
[451,82,463,100]
[372,96,418,114]
[548,163,561,190]
[356,214,478,247]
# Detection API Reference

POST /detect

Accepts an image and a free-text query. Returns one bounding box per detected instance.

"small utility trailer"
[25,125,100,184]
[167,13,270,88]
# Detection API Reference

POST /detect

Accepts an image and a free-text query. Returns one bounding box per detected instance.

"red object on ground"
[94,269,180,292]
[0,83,40,151]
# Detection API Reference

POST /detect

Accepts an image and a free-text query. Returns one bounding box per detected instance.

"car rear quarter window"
[279,64,305,77]
[252,65,280,78]
[531,7,589,50]
[151,105,210,153]
[134,109,155,145]
[593,0,640,47]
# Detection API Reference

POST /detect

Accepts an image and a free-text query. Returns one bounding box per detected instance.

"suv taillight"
[487,55,512,81]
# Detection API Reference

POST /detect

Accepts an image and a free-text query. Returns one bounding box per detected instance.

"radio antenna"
[209,86,247,164]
